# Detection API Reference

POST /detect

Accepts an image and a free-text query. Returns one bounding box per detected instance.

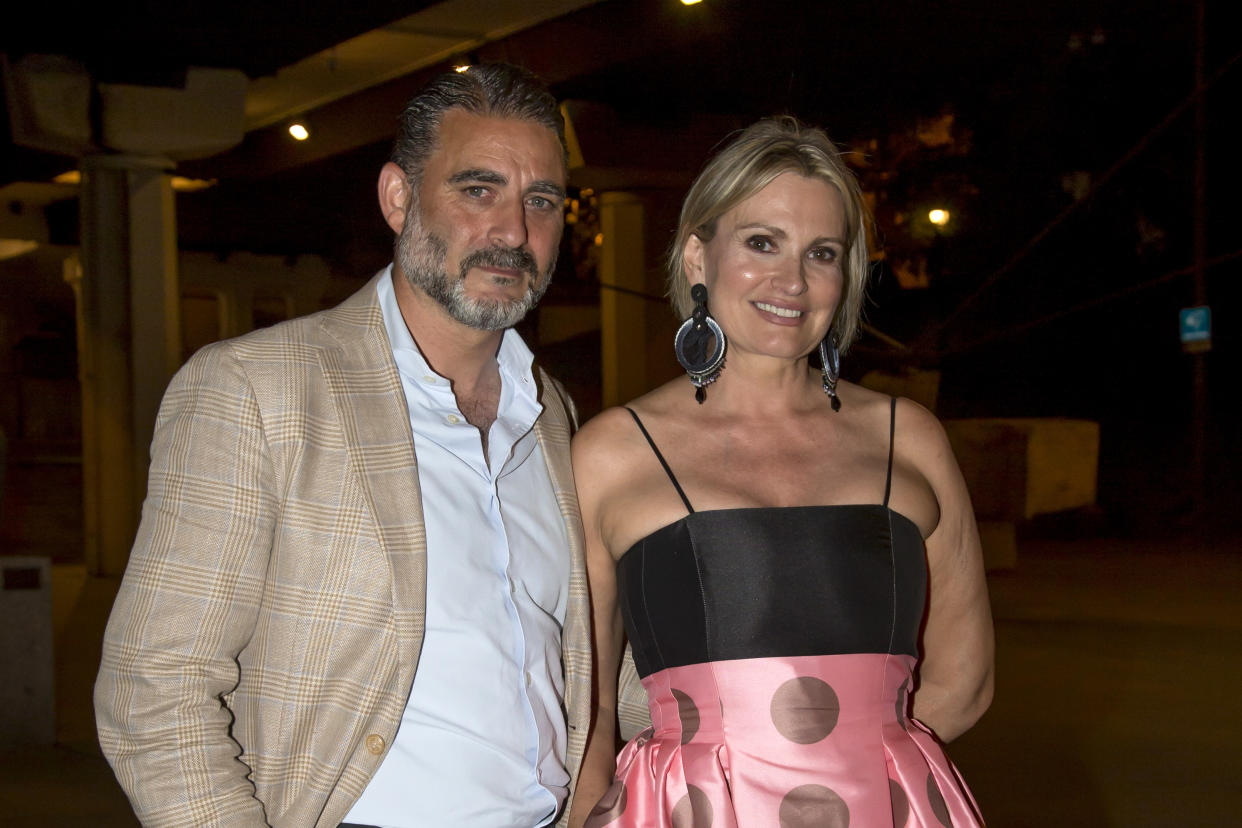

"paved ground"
[951,534,1242,827]
[2,483,1240,825]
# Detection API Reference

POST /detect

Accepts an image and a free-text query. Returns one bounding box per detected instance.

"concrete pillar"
[72,155,181,575]
[598,192,647,409]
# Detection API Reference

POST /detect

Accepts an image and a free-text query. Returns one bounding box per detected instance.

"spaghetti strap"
[626,407,695,514]
[883,396,896,507]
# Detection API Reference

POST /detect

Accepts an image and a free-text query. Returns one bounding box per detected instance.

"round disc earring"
[674,284,727,403]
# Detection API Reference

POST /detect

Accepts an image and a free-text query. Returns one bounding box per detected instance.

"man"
[96,63,598,828]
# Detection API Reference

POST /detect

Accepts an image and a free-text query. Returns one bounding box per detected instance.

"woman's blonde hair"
[668,116,871,351]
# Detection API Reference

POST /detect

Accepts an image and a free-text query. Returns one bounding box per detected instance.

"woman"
[568,118,993,827]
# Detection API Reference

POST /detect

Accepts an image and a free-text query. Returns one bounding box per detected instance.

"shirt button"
[446,414,460,424]
[422,374,437,384]
[525,671,532,687]
[365,734,385,755]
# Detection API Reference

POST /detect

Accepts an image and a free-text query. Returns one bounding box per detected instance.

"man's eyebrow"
[528,180,567,201]
[447,168,507,186]
[446,169,565,201]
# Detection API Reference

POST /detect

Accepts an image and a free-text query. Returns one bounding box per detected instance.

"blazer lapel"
[317,275,428,661]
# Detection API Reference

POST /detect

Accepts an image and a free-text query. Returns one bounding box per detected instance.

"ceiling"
[1,0,1235,278]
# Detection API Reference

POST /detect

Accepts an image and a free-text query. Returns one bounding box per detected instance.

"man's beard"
[397,204,555,331]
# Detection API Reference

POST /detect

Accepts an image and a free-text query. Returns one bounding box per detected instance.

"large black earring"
[674,283,727,404]
[819,332,842,411]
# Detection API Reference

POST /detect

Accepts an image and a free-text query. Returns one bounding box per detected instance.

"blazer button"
[365,734,385,755]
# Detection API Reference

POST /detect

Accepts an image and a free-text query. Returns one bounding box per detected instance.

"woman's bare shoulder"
[573,381,682,476]
[573,405,641,467]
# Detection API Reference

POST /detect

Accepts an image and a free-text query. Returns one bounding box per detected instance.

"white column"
[75,155,180,575]
[598,192,647,409]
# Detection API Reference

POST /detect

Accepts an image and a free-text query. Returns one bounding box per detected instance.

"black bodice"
[617,505,927,678]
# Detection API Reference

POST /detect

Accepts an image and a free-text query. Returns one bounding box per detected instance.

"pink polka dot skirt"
[586,654,983,827]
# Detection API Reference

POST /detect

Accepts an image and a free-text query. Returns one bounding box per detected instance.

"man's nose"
[489,198,528,249]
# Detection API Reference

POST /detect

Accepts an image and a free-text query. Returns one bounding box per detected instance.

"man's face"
[396,109,567,331]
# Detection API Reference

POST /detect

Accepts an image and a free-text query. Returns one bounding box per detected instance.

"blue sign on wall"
[1179,306,1211,353]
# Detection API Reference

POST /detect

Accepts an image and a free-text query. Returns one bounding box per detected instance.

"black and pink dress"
[586,401,983,827]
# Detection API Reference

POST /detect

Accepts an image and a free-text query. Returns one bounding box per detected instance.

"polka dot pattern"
[670,784,713,828]
[770,676,840,744]
[672,688,700,744]
[889,778,909,827]
[603,657,980,826]
[927,773,953,827]
[583,778,627,827]
[778,784,850,828]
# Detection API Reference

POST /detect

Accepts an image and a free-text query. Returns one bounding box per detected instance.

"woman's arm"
[567,414,628,827]
[900,400,995,742]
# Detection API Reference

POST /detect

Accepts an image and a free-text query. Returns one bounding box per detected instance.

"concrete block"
[99,67,247,160]
[0,557,55,745]
[944,418,1100,521]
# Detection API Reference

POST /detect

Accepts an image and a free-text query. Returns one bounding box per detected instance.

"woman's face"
[685,172,846,364]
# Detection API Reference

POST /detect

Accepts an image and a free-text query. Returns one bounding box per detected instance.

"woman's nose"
[769,258,808,295]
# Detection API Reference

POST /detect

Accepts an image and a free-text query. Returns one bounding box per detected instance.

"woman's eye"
[746,236,774,252]
[809,247,839,262]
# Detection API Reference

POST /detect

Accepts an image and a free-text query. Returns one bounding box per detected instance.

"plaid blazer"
[96,273,597,827]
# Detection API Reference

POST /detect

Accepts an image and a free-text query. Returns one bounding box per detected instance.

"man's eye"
[464,186,489,198]
[527,195,553,210]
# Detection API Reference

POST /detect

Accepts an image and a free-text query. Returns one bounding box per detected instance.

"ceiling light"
[170,176,217,192]
[0,239,39,261]
[288,122,310,141]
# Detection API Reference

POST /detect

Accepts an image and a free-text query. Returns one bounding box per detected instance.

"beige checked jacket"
[95,273,648,827]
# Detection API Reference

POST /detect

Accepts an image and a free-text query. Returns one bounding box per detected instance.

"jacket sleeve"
[616,645,652,741]
[95,342,276,827]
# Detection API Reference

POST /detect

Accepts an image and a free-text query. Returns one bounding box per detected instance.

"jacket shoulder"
[534,367,579,431]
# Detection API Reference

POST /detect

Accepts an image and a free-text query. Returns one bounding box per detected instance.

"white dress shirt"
[343,268,570,827]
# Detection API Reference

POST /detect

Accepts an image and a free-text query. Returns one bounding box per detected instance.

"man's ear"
[682,233,707,286]
[378,162,411,234]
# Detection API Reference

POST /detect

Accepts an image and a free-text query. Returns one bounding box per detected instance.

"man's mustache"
[459,245,539,280]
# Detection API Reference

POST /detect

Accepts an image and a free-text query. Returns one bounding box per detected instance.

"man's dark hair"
[391,63,567,185]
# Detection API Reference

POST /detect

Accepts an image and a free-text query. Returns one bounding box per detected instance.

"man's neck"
[391,269,507,442]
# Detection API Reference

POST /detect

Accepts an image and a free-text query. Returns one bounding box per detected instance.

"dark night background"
[1,2,1240,824]
[5,0,1238,534]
